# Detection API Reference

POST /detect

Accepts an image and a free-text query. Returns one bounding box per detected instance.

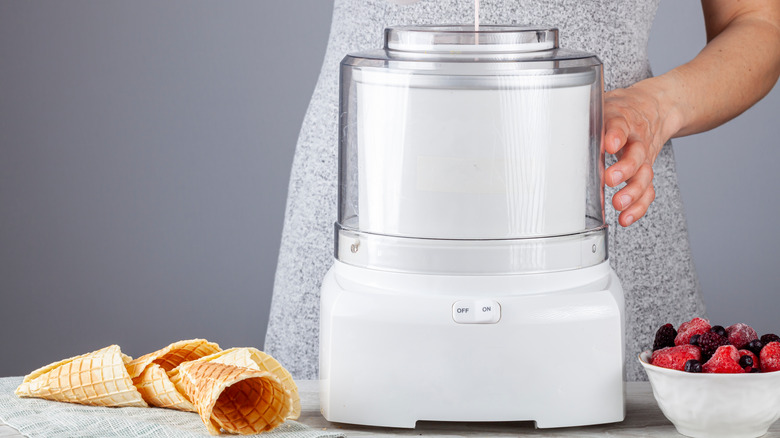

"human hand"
[603,80,677,227]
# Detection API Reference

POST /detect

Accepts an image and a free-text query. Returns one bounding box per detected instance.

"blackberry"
[751,368,762,373]
[684,359,702,373]
[710,325,727,338]
[739,355,754,369]
[697,332,728,357]
[761,334,780,345]
[746,339,763,356]
[653,323,677,351]
[690,334,701,346]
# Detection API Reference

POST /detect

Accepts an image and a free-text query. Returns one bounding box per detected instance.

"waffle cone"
[193,348,301,420]
[126,339,221,378]
[175,361,292,435]
[15,345,147,408]
[125,339,220,410]
[132,363,195,411]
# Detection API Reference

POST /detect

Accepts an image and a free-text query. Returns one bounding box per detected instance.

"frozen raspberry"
[653,323,677,351]
[726,323,759,349]
[675,317,711,346]
[702,345,745,374]
[738,349,759,372]
[761,334,780,345]
[652,345,702,371]
[760,341,780,373]
[697,332,729,357]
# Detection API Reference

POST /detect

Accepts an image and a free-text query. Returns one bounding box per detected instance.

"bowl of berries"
[639,318,780,438]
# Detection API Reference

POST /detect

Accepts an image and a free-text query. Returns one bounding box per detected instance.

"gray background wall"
[0,1,778,377]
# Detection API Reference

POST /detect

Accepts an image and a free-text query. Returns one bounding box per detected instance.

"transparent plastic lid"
[336,25,606,274]
[385,25,559,53]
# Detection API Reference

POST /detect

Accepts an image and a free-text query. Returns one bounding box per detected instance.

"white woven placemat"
[0,377,344,438]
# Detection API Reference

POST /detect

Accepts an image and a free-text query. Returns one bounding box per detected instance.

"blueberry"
[751,368,762,373]
[684,359,702,373]
[746,339,763,356]
[761,334,780,345]
[739,355,754,369]
[690,334,701,346]
[711,325,727,338]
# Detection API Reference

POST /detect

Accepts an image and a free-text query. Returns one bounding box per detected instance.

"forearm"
[602,2,780,226]
[639,9,780,140]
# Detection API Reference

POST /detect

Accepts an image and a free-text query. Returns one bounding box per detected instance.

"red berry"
[675,317,711,346]
[760,341,780,373]
[703,345,745,373]
[726,323,759,349]
[651,345,702,371]
[738,349,759,372]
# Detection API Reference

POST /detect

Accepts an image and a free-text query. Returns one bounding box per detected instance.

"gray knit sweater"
[266,0,706,381]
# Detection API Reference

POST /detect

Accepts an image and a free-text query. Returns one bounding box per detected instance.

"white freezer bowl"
[319,260,626,429]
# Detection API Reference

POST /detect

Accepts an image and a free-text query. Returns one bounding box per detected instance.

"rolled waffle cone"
[192,347,301,420]
[175,360,292,435]
[126,339,221,378]
[132,363,195,411]
[15,345,147,408]
[126,339,220,410]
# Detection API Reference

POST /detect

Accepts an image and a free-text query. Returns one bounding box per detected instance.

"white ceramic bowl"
[639,351,780,438]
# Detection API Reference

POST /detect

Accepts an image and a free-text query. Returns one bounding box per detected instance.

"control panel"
[452,299,501,324]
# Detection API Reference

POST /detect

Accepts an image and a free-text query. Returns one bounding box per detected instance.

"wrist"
[634,73,687,141]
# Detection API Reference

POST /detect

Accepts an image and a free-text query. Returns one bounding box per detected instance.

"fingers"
[619,184,656,227]
[602,86,666,227]
[612,162,653,210]
[613,165,656,227]
[605,139,648,187]
[603,106,632,187]
[604,115,629,156]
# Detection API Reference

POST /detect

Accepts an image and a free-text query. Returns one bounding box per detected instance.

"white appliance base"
[319,260,625,429]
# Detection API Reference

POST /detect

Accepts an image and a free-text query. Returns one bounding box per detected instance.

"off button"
[452,300,501,324]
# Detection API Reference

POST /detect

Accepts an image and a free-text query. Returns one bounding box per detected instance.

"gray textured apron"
[266,0,706,381]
